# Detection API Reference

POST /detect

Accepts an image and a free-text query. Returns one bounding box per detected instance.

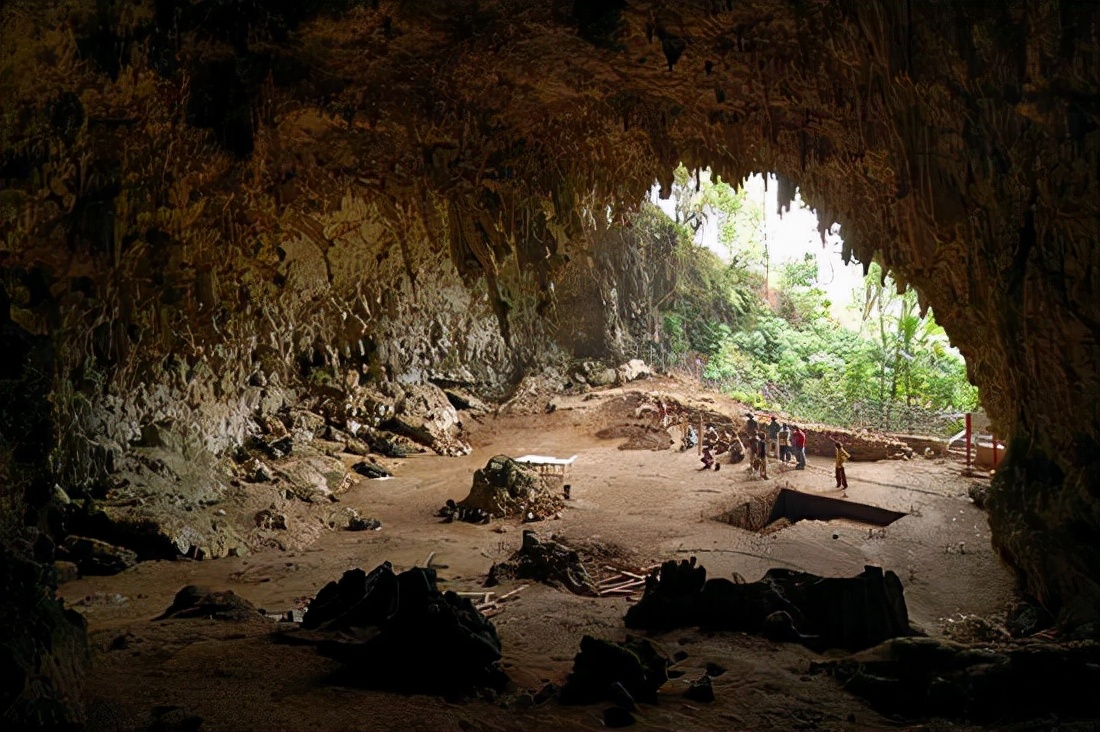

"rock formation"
[0,1,1097,723]
[625,558,914,652]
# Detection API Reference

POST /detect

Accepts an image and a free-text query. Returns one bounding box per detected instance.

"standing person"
[833,440,850,491]
[778,423,791,464]
[756,433,769,480]
[791,425,807,470]
[766,416,781,460]
[745,413,758,441]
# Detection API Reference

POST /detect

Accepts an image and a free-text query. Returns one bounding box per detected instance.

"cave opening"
[641,167,978,438]
[2,1,1098,729]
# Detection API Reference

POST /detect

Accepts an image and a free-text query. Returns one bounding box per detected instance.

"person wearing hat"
[745,413,758,441]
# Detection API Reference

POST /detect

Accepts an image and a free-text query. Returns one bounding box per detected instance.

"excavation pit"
[717,488,906,534]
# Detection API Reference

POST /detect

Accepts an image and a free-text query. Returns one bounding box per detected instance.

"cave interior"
[1,0,1098,727]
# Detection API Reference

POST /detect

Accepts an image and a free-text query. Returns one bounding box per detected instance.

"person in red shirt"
[791,426,807,470]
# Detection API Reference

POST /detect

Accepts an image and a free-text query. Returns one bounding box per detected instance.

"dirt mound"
[594,423,673,450]
[457,455,564,519]
[554,534,639,570]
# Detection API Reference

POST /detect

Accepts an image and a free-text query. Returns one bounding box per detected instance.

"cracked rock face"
[0,0,1098,661]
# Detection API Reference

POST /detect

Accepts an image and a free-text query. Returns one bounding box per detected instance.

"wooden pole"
[965,413,972,468]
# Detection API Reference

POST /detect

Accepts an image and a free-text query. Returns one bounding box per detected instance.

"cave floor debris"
[64,378,1026,730]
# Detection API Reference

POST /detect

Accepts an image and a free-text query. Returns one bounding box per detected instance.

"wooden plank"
[497,584,529,602]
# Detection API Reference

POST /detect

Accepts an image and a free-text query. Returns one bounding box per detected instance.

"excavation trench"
[718,488,906,534]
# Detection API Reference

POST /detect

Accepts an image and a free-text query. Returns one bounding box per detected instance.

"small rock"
[254,508,287,530]
[53,560,80,584]
[149,705,203,732]
[683,674,715,703]
[704,662,727,677]
[352,460,392,479]
[347,514,382,532]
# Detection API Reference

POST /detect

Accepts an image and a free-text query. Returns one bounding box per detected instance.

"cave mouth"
[717,488,906,534]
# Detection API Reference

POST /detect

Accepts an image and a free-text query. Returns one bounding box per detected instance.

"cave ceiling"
[2,0,1097,435]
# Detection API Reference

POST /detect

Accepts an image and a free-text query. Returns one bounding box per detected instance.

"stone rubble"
[486,530,599,595]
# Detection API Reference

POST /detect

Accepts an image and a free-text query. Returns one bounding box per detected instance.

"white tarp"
[514,454,577,466]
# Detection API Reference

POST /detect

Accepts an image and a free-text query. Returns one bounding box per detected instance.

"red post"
[965,413,972,468]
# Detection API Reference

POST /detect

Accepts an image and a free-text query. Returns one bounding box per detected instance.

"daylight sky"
[652,173,866,325]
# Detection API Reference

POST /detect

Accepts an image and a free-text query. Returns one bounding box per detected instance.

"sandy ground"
[61,379,1014,731]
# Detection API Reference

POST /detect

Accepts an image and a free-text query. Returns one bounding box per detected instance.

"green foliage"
[644,169,978,435]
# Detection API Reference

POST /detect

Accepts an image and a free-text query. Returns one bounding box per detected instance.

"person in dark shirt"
[766,416,781,459]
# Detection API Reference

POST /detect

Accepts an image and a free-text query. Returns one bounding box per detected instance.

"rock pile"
[455,455,564,520]
[625,559,912,652]
[559,635,671,707]
[486,530,598,595]
[298,562,506,694]
[56,535,138,576]
[156,586,261,621]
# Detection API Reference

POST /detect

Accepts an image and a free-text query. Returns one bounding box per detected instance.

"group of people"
[743,413,851,489]
[745,414,807,478]
[661,395,852,490]
[699,424,738,471]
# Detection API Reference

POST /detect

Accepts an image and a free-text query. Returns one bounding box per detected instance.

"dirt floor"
[61,378,1016,731]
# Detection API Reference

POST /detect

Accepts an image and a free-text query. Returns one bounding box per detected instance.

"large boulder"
[156,585,261,621]
[0,547,90,729]
[559,635,671,706]
[385,383,470,456]
[56,536,137,576]
[298,563,505,694]
[275,453,350,502]
[626,561,913,652]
